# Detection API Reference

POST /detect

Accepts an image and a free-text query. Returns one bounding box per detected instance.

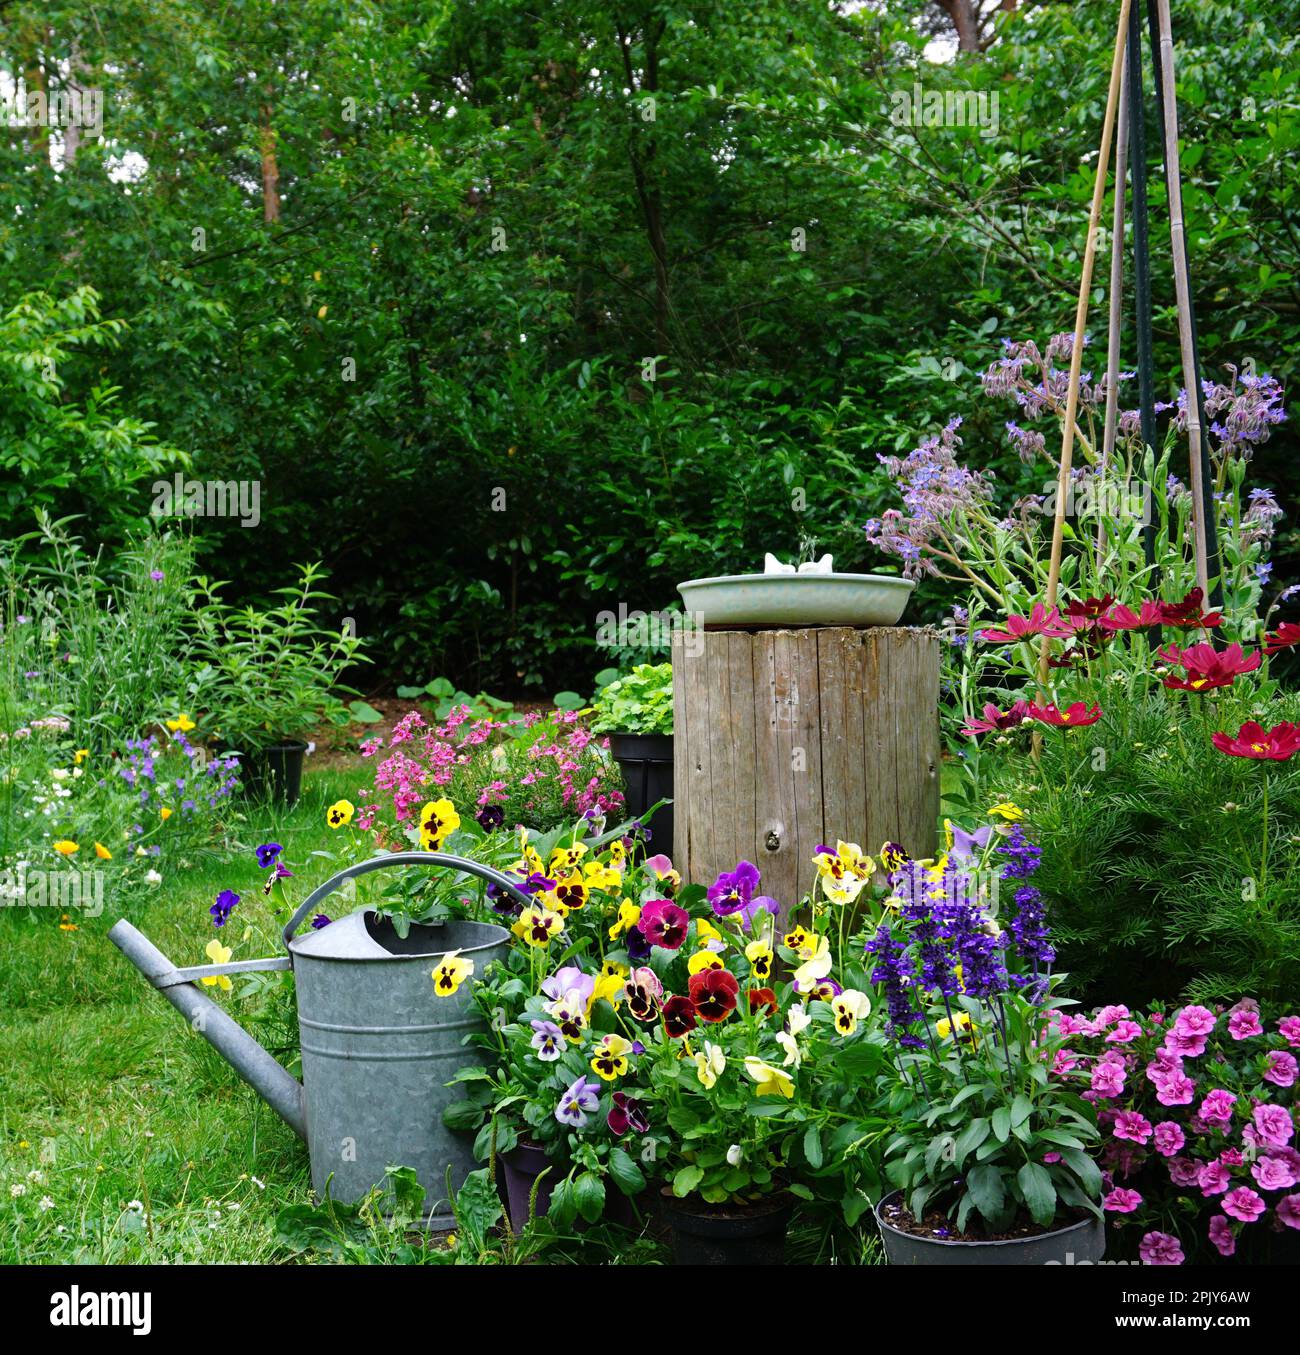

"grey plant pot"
[874,1191,1106,1265]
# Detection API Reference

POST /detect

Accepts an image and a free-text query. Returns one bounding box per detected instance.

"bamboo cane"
[1098,44,1130,561]
[1036,0,1134,707]
[1153,0,1211,604]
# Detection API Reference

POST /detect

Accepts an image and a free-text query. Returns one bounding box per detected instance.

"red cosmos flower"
[1101,599,1164,632]
[1212,721,1300,761]
[1157,642,1261,692]
[1064,595,1116,631]
[748,987,779,1017]
[662,994,697,1038]
[1028,701,1102,727]
[689,968,740,1023]
[638,898,689,950]
[1158,588,1222,629]
[1265,622,1300,655]
[960,700,1031,736]
[977,603,1074,644]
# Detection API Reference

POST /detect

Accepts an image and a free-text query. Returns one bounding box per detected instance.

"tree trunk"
[938,0,982,52]
[260,99,281,223]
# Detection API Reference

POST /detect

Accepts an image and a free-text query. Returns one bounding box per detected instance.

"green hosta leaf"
[553,690,585,711]
[348,699,384,723]
[966,1164,1006,1225]
[395,685,426,699]
[1017,1162,1057,1228]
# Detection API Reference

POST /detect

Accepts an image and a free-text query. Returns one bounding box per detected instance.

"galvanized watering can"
[109,853,524,1227]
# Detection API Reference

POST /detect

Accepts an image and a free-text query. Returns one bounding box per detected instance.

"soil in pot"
[875,1191,1105,1265]
[237,739,307,806]
[660,1189,794,1265]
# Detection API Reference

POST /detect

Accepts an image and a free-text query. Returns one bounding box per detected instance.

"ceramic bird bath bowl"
[677,571,916,629]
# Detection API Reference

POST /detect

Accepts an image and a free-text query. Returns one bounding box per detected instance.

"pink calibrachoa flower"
[1198,1161,1231,1197]
[1095,1004,1131,1028]
[1163,1027,1209,1058]
[1198,1089,1238,1125]
[1251,1103,1295,1148]
[1107,1020,1143,1044]
[1153,1122,1185,1157]
[1208,1216,1236,1257]
[1155,1073,1196,1107]
[1264,1051,1299,1088]
[1277,1195,1300,1230]
[1221,1187,1266,1223]
[1279,1016,1300,1048]
[1173,1004,1216,1040]
[1091,1060,1126,1097]
[1227,1009,1264,1040]
[1139,1231,1185,1265]
[1168,1157,1201,1187]
[1252,1156,1297,1191]
[1219,1147,1245,1167]
[1113,1111,1153,1144]
[1103,1187,1143,1213]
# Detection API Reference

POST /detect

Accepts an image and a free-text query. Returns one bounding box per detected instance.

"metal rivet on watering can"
[109,852,529,1230]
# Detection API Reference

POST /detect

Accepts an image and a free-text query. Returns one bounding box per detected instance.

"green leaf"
[608,1148,646,1197]
[966,1164,1005,1225]
[574,1171,606,1224]
[672,1165,705,1198]
[347,699,384,723]
[552,690,585,711]
[991,1106,1011,1143]
[1058,1147,1103,1197]
[1009,1094,1033,1128]
[954,1117,990,1167]
[803,1126,824,1169]
[1017,1162,1057,1228]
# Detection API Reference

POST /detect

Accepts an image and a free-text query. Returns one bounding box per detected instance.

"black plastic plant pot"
[874,1190,1105,1266]
[608,732,673,857]
[660,1191,793,1266]
[502,1142,555,1231]
[239,739,307,807]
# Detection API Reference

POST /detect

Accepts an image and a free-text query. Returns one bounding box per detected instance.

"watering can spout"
[108,919,307,1140]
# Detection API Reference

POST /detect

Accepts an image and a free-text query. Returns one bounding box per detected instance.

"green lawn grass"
[0,768,362,1262]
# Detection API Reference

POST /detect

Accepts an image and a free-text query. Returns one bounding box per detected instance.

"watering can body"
[109,853,519,1228]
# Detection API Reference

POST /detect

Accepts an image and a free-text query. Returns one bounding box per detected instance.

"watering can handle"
[280,851,537,954]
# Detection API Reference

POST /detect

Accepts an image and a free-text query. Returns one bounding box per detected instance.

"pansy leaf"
[672,1165,705,1198]
[547,1176,578,1228]
[607,1148,645,1197]
[574,1171,605,1224]
[803,1127,824,1169]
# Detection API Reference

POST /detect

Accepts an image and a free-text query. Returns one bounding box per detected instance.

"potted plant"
[865,827,1106,1263]
[590,663,674,854]
[185,562,367,804]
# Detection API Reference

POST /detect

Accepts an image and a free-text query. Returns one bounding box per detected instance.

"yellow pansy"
[777,1029,801,1068]
[327,799,355,828]
[590,1034,632,1081]
[53,840,78,856]
[94,842,112,860]
[988,801,1025,822]
[418,799,459,848]
[688,949,725,975]
[589,971,625,1011]
[783,925,813,954]
[606,838,626,870]
[694,1041,726,1089]
[545,871,588,912]
[514,906,564,947]
[200,938,233,991]
[166,714,196,733]
[608,900,641,940]
[743,1056,795,1099]
[792,935,833,989]
[599,959,628,982]
[548,842,587,873]
[581,860,622,893]
[813,840,875,904]
[878,841,911,871]
[695,917,724,951]
[431,950,474,997]
[936,1011,972,1039]
[73,749,90,765]
[745,938,774,981]
[831,989,871,1036]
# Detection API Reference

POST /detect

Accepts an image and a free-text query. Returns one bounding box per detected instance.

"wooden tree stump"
[671,626,939,922]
